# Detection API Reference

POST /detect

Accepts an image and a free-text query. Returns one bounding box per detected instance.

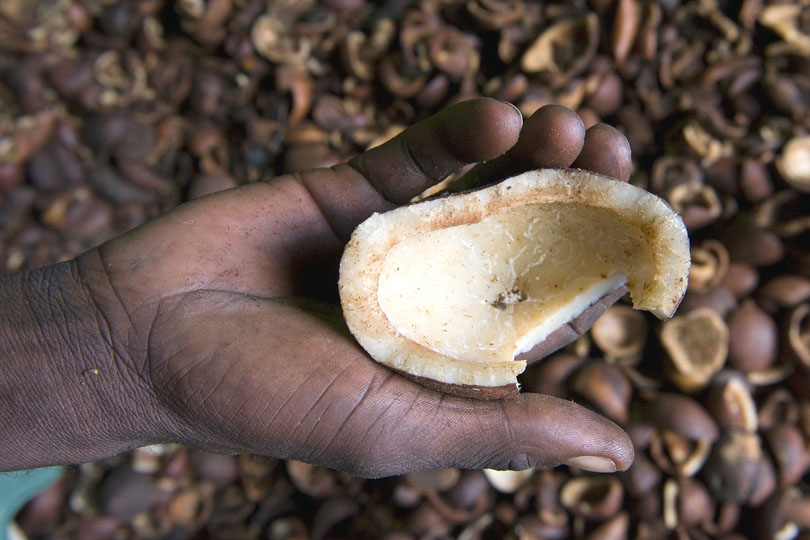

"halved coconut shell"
[339,168,690,398]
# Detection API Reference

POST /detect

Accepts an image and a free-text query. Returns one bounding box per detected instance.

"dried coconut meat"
[339,168,690,398]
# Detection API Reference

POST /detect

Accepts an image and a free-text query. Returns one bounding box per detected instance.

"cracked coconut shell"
[339,168,690,398]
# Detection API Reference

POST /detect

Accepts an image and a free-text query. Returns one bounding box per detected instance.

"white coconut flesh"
[339,169,690,390]
[377,203,652,364]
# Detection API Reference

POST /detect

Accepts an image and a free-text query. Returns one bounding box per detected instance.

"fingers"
[451,106,634,193]
[291,103,631,244]
[571,123,633,181]
[451,105,586,191]
[493,104,586,170]
[348,98,522,204]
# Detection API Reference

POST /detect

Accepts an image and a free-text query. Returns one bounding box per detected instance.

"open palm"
[76,99,635,477]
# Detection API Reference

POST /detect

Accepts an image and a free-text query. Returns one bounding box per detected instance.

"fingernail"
[500,99,524,122]
[566,456,617,473]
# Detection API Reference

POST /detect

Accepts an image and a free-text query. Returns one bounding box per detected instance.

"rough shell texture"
[339,168,690,397]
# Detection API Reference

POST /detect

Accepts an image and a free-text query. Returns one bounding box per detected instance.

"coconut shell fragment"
[339,168,690,398]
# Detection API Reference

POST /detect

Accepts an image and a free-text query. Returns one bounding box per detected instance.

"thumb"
[407,393,634,473]
[333,386,633,478]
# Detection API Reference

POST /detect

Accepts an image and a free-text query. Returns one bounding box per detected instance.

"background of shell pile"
[2,0,810,538]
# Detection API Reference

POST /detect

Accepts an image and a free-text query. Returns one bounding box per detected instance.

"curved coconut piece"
[339,168,690,398]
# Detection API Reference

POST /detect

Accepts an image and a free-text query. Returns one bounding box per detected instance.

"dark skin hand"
[0,99,634,476]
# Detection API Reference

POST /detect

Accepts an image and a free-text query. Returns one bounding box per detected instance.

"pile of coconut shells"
[3,0,810,538]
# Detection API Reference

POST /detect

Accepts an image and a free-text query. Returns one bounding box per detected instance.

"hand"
[4,99,634,476]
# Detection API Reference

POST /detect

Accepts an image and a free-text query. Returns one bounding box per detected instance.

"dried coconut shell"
[339,168,690,398]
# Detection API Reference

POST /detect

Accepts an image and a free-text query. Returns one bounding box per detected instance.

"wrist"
[0,258,169,471]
